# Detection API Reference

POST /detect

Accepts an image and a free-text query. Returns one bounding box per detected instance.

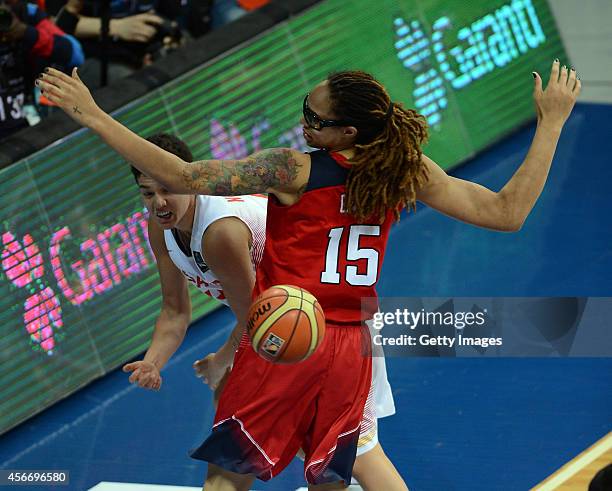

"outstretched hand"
[36,67,102,128]
[193,352,231,390]
[123,360,162,391]
[533,59,581,128]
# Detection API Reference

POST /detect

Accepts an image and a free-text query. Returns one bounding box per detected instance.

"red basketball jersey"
[254,150,393,326]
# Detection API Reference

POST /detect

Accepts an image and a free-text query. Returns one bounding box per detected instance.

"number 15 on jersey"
[321,225,381,287]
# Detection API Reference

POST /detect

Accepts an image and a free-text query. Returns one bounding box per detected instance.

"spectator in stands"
[44,0,212,88]
[0,0,83,140]
[211,0,270,28]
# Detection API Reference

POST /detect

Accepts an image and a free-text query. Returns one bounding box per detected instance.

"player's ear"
[343,126,358,139]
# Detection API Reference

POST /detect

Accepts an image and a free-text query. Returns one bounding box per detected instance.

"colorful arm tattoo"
[182,148,302,195]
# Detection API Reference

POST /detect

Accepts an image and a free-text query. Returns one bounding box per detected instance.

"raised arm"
[417,60,581,232]
[36,68,309,199]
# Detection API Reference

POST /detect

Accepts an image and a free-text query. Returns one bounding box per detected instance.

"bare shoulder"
[201,217,252,265]
[416,154,449,197]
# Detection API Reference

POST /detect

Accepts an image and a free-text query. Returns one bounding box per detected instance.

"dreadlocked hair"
[327,71,429,222]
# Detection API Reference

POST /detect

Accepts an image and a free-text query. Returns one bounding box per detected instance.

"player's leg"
[303,325,372,486]
[352,443,408,491]
[351,341,408,490]
[203,464,254,491]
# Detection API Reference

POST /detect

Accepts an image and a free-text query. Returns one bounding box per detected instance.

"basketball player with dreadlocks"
[40,59,580,489]
[124,133,405,490]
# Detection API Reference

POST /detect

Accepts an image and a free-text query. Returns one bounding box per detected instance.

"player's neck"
[335,148,355,160]
[325,143,355,161]
[175,196,196,234]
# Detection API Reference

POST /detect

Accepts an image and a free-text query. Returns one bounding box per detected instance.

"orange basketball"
[246,285,325,364]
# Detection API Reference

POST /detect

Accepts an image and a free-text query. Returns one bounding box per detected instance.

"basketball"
[246,285,325,364]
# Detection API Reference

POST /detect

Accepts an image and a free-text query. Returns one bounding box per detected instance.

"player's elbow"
[499,218,524,232]
[496,192,524,232]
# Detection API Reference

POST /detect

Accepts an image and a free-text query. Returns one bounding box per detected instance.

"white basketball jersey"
[164,194,268,305]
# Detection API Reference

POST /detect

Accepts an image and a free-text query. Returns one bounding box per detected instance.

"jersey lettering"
[321,225,381,287]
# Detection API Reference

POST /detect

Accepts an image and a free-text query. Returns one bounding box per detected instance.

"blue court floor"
[1,102,611,490]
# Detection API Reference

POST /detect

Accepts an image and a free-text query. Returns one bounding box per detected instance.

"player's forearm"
[91,112,189,192]
[143,311,190,370]
[216,322,244,366]
[498,121,563,229]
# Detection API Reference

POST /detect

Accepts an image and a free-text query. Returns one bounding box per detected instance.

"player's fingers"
[36,76,63,94]
[573,77,582,97]
[550,58,560,85]
[128,370,140,384]
[37,81,65,102]
[44,67,75,85]
[532,71,543,97]
[145,379,159,390]
[72,67,82,83]
[559,64,569,86]
[123,362,137,372]
[42,90,58,105]
[567,67,577,89]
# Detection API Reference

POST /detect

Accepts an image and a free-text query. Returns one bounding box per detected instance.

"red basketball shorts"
[190,324,372,485]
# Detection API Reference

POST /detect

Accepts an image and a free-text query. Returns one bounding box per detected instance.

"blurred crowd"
[0,0,270,141]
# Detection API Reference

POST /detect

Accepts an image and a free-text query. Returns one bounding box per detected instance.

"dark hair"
[131,133,193,182]
[326,70,429,222]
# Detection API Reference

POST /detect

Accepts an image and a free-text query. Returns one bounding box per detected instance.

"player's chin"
[154,214,176,228]
[306,138,324,149]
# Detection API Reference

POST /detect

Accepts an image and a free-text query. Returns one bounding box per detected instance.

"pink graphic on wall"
[23,287,63,353]
[2,231,63,355]
[1,208,152,356]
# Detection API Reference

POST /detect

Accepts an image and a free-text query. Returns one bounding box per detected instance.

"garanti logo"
[394,0,546,128]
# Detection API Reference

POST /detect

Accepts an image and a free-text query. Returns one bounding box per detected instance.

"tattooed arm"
[181,149,309,199]
[101,121,308,199]
[36,68,310,201]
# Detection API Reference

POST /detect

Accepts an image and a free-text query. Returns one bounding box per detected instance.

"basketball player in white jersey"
[122,133,407,490]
